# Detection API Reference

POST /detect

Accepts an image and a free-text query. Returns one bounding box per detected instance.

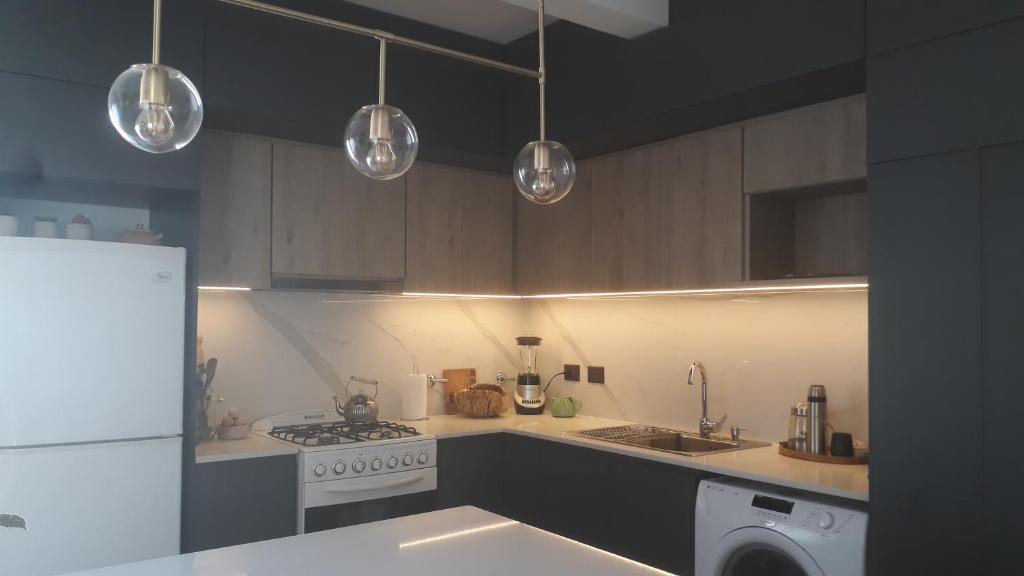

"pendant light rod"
[378,38,387,106]
[151,0,162,65]
[537,0,546,141]
[216,0,541,79]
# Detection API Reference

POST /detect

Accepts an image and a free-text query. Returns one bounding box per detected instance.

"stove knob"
[386,456,399,469]
[333,461,346,475]
[352,459,366,474]
[402,454,414,466]
[313,463,327,477]
[371,458,383,471]
[417,451,429,464]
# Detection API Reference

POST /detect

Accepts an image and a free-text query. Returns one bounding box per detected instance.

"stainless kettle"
[333,376,380,423]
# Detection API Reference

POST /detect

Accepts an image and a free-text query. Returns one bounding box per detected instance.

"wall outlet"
[564,364,581,381]
[587,366,605,384]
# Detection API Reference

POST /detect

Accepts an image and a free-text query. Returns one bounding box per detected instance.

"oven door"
[709,528,826,576]
[303,468,437,533]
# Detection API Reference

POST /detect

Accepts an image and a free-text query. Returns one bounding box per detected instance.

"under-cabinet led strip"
[402,282,869,300]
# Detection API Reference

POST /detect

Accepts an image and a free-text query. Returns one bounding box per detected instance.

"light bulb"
[134,103,176,147]
[513,141,575,205]
[345,104,418,180]
[366,138,398,174]
[108,63,202,154]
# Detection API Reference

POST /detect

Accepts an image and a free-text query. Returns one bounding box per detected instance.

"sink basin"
[572,425,770,457]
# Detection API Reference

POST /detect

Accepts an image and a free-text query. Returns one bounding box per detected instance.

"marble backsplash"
[197,292,525,426]
[198,289,867,444]
[527,291,868,443]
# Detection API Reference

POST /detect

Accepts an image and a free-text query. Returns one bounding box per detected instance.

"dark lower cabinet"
[606,455,707,575]
[183,455,297,553]
[436,434,711,575]
[537,441,612,550]
[436,434,504,514]
[502,434,544,526]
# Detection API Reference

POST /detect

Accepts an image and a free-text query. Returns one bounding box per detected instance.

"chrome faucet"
[688,361,724,438]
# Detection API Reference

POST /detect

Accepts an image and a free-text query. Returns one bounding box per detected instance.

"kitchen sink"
[572,425,770,457]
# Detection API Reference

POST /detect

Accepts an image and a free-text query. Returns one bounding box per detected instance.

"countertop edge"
[427,423,869,503]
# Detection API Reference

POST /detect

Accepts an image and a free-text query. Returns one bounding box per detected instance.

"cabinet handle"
[324,474,425,493]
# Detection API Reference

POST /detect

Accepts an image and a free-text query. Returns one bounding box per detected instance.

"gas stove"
[266,420,422,447]
[253,409,437,534]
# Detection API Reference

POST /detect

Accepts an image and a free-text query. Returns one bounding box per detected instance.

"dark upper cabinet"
[867,0,1024,55]
[980,142,1024,571]
[0,0,204,89]
[868,18,1024,164]
[606,456,707,576]
[435,435,504,515]
[502,434,544,527]
[183,455,298,553]
[0,71,201,190]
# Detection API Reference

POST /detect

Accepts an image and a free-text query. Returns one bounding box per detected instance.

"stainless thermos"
[807,385,828,454]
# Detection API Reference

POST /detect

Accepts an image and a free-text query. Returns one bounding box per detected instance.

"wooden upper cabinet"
[271,141,406,280]
[406,164,516,294]
[199,131,272,288]
[520,126,743,294]
[590,127,743,291]
[517,165,592,295]
[742,95,866,193]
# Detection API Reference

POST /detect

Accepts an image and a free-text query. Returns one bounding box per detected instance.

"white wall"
[198,289,868,444]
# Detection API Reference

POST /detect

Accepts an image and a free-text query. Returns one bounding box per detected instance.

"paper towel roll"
[401,373,429,420]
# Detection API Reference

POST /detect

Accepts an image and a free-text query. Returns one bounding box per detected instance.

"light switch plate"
[587,366,605,384]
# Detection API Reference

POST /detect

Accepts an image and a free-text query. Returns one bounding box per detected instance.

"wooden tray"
[778,441,868,465]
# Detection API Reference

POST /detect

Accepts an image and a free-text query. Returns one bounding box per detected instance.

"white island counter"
[64,507,671,576]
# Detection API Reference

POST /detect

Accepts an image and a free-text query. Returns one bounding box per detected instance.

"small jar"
[787,402,810,452]
[33,217,58,238]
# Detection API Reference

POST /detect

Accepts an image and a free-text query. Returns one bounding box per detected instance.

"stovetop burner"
[267,420,421,446]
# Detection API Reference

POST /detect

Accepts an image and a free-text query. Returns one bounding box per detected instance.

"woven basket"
[454,383,508,418]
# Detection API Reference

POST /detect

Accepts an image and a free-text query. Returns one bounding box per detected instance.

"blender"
[513,336,545,415]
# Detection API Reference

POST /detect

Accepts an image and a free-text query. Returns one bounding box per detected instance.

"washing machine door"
[709,527,825,576]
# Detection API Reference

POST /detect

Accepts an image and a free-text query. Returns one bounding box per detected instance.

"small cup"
[0,214,18,236]
[830,432,855,457]
[33,217,58,238]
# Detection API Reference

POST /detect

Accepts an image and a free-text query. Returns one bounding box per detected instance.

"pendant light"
[345,39,419,180]
[513,0,575,205]
[108,0,203,153]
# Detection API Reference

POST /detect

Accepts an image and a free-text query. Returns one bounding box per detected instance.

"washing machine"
[695,478,867,576]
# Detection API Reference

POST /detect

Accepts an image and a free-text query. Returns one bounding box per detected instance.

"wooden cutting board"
[443,368,477,415]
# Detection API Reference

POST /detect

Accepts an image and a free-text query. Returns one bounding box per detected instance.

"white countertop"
[64,506,671,576]
[194,413,868,501]
[398,413,869,502]
[194,433,297,464]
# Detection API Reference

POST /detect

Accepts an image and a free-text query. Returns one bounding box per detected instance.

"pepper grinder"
[807,385,828,454]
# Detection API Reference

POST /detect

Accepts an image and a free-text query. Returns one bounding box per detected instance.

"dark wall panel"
[867,151,982,575]
[867,18,1024,163]
[503,0,865,157]
[980,142,1024,574]
[0,71,201,190]
[0,0,203,89]
[867,0,1024,55]
[205,0,506,163]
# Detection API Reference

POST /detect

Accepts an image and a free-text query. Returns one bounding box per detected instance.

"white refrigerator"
[0,237,186,575]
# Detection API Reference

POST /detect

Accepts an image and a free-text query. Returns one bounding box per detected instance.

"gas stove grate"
[267,420,421,446]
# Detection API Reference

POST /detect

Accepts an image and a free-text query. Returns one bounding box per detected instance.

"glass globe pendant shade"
[108,63,203,154]
[513,140,575,205]
[344,104,418,180]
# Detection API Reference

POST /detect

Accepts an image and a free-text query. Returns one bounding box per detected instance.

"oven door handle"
[324,473,426,493]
